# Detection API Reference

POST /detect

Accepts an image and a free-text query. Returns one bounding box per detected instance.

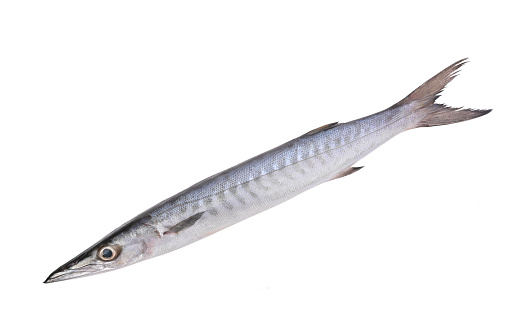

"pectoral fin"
[331,166,364,180]
[164,211,205,235]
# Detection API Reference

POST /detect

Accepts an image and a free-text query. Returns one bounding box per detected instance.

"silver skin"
[45,59,490,283]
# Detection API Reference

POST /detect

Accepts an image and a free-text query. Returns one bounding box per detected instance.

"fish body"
[45,59,490,283]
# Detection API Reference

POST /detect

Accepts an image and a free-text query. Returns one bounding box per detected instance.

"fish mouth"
[44,264,106,283]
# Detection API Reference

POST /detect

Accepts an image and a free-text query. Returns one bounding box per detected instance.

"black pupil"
[102,248,113,259]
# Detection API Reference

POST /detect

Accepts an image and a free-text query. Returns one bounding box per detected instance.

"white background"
[1,1,523,328]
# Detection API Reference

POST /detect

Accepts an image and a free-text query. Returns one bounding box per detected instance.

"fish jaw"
[44,218,160,283]
[44,247,110,283]
[44,263,109,283]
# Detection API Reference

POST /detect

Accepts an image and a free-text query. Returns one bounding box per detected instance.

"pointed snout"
[44,262,106,283]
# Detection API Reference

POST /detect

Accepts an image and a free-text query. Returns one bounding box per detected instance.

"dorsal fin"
[302,122,339,136]
[164,212,205,235]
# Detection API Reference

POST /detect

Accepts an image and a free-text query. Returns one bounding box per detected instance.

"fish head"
[44,216,156,283]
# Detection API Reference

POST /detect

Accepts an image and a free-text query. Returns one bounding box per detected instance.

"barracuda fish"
[45,59,491,283]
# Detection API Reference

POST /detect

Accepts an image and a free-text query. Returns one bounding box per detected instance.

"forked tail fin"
[396,58,491,128]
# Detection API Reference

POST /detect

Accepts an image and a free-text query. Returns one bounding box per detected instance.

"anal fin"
[331,166,364,181]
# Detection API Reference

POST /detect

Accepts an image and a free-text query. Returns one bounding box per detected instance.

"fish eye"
[97,245,119,261]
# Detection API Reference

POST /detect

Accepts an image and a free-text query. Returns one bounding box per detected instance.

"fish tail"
[396,58,491,128]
